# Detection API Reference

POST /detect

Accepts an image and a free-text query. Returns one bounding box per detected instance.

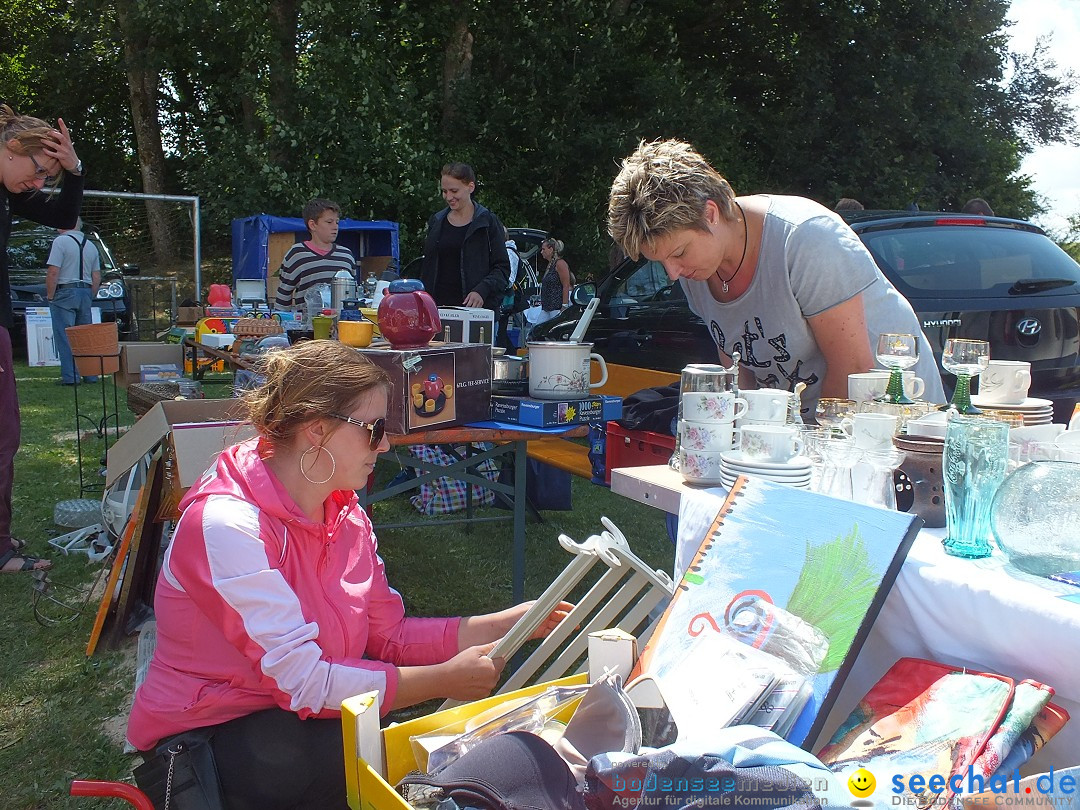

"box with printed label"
[356,343,492,434]
[489,394,622,427]
[25,307,59,367]
[436,307,495,345]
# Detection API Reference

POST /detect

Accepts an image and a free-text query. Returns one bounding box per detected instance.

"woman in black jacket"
[0,104,84,573]
[420,163,510,315]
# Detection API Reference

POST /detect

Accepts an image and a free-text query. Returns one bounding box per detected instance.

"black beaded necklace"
[720,200,749,295]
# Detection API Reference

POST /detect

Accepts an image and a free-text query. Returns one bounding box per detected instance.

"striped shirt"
[273,242,357,310]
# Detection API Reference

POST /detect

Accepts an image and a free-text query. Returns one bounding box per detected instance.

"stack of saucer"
[718,450,813,489]
[970,395,1054,425]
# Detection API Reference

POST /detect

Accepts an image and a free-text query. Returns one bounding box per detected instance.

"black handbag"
[133,728,226,810]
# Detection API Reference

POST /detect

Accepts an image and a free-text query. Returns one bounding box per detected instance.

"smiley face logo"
[847,768,876,798]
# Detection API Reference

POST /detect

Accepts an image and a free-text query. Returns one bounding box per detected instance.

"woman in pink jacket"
[127,340,569,809]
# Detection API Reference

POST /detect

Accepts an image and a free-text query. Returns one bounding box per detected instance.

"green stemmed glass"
[941,338,990,414]
[875,333,919,404]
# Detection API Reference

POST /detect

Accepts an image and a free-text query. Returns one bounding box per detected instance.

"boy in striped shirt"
[273,198,357,311]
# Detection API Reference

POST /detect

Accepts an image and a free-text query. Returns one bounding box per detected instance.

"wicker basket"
[232,317,284,338]
[126,382,184,419]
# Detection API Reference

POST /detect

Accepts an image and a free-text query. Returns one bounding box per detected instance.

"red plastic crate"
[604,422,676,485]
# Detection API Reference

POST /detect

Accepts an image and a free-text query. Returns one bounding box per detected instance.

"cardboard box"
[489,394,622,427]
[176,305,204,325]
[105,398,253,488]
[25,307,59,367]
[118,342,185,388]
[356,343,491,434]
[198,333,235,349]
[437,306,495,345]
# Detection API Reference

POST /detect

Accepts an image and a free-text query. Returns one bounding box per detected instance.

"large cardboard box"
[490,394,622,427]
[105,399,254,490]
[356,343,491,434]
[437,306,495,345]
[118,342,185,389]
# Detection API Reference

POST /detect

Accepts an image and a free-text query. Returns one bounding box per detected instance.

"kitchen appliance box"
[436,306,494,345]
[490,394,622,427]
[356,343,491,434]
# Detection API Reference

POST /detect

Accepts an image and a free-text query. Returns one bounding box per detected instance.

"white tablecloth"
[614,466,1080,773]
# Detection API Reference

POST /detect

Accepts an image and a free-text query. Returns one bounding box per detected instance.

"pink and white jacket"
[127,438,460,751]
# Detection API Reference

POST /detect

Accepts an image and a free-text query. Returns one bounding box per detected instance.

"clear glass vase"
[991,460,1080,576]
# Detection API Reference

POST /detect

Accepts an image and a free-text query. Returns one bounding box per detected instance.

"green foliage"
[4,0,1077,270]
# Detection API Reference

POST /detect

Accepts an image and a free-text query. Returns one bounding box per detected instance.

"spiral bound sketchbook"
[632,475,922,748]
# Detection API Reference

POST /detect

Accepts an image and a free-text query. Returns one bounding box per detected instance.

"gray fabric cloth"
[681,195,944,417]
[46,228,99,284]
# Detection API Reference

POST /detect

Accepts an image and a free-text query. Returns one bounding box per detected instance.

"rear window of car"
[859,224,1080,298]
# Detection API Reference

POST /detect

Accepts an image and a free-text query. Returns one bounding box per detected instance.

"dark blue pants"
[0,326,18,553]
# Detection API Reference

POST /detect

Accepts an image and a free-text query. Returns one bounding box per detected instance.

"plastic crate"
[604,422,676,485]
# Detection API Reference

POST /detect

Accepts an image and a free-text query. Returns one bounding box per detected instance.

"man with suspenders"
[45,217,100,385]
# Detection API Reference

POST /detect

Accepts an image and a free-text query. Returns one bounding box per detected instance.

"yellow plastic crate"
[342,673,587,810]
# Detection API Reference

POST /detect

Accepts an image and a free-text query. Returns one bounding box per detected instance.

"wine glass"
[941,338,990,414]
[875,333,919,404]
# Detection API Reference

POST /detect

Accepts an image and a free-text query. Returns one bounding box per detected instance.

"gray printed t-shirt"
[681,195,944,416]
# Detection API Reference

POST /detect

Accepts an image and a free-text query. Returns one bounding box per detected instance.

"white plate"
[719,449,813,472]
[970,395,1053,411]
[721,464,811,482]
[720,473,810,489]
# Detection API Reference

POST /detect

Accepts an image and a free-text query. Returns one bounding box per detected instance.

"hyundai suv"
[530,212,1080,419]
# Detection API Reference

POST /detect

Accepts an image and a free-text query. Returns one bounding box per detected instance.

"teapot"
[377,279,441,349]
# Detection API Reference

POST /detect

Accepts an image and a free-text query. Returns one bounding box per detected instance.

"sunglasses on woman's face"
[329,413,386,450]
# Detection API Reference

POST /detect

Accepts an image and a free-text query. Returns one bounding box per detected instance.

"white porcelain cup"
[527,341,608,400]
[740,388,791,424]
[839,412,900,450]
[740,424,805,462]
[679,448,725,484]
[848,371,890,403]
[978,360,1031,405]
[681,391,749,423]
[679,419,741,452]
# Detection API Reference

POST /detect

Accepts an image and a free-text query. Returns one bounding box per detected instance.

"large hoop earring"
[300,445,336,485]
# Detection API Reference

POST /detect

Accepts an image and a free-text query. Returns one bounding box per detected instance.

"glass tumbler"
[942,414,1010,559]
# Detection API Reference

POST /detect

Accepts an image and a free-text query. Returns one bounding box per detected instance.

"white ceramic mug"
[739,388,791,424]
[878,369,925,400]
[679,419,741,452]
[681,392,749,423]
[740,424,805,462]
[848,371,890,403]
[527,341,609,400]
[679,448,725,484]
[978,360,1031,405]
[840,412,900,450]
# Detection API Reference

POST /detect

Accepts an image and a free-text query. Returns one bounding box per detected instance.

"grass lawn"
[0,359,675,808]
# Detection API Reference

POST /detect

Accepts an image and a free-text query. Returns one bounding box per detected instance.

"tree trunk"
[267,0,300,163]
[441,7,473,137]
[114,0,179,266]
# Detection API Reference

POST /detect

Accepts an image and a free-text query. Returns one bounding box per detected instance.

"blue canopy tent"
[231,214,400,284]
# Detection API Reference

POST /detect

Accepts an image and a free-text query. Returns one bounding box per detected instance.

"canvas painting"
[634,475,922,747]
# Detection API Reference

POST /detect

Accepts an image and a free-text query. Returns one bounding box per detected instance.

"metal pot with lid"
[492,353,529,395]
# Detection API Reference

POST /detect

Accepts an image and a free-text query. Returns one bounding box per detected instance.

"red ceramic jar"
[377,280,441,349]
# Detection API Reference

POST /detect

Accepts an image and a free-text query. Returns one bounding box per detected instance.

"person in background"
[539,237,572,315]
[496,227,523,349]
[834,198,864,211]
[420,162,510,317]
[46,217,100,386]
[962,197,995,216]
[273,198,356,313]
[127,340,571,808]
[607,138,943,418]
[0,104,84,574]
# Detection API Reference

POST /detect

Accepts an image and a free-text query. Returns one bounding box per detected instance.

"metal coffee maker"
[331,269,359,312]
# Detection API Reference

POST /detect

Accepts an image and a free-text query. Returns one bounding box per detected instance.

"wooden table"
[182,337,254,380]
[360,423,589,602]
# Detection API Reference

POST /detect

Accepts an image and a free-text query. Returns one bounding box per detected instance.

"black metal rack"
[71,352,122,496]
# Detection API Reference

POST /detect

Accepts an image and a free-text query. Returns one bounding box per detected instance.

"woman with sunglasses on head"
[127,341,570,809]
[0,104,84,574]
